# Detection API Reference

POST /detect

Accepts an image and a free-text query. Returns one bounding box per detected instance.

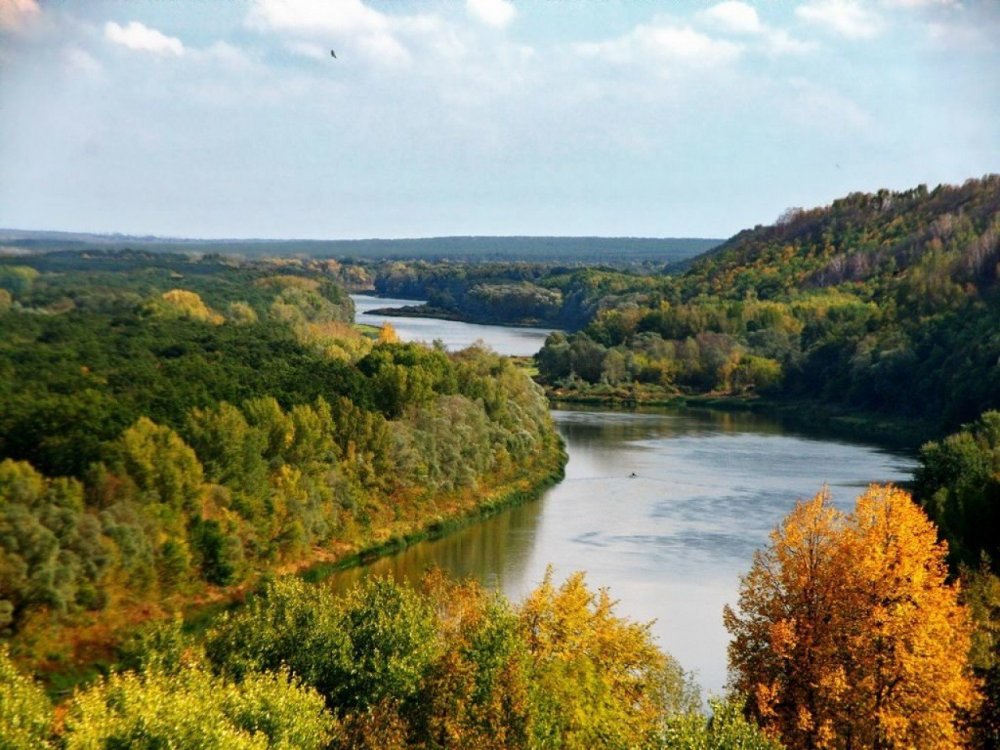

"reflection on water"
[323,404,916,698]
[325,499,544,595]
[352,294,553,357]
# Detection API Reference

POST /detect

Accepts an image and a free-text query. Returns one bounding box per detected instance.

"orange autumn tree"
[725,485,979,750]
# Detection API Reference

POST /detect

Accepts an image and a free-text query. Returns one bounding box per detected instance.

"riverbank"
[544,384,934,452]
[25,438,567,699]
[298,444,566,584]
[368,302,559,330]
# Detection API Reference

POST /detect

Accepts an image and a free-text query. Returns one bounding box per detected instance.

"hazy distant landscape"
[0,229,721,265]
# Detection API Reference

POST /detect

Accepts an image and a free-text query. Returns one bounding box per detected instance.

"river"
[353,294,552,356]
[349,295,917,696]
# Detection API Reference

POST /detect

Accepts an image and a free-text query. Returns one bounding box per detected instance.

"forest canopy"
[0,256,563,653]
[526,176,1000,431]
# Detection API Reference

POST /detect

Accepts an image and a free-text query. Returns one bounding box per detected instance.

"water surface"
[352,294,553,356]
[329,406,915,696]
[340,296,917,696]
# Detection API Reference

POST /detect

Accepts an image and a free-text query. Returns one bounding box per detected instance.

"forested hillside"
[535,175,1000,431]
[0,255,564,664]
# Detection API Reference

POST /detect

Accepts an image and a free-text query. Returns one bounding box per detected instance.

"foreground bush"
[0,646,53,750]
[207,571,700,749]
[62,665,334,749]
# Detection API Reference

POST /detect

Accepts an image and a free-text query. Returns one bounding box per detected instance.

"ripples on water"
[343,296,918,697]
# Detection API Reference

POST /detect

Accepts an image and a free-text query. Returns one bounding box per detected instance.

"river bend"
[349,295,916,695]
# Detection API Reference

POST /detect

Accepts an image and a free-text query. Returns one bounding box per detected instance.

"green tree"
[107,417,204,513]
[664,698,783,750]
[915,410,1000,571]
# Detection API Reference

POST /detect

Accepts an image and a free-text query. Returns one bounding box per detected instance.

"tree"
[62,665,333,749]
[107,417,204,513]
[724,490,847,749]
[155,289,224,324]
[0,645,54,750]
[915,410,1000,571]
[664,697,783,750]
[725,486,979,749]
[207,576,439,712]
[378,322,400,344]
[412,572,533,750]
[520,569,699,749]
[957,564,1000,749]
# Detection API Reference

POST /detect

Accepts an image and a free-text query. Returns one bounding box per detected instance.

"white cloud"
[199,41,253,69]
[576,20,742,70]
[701,2,762,35]
[105,21,184,56]
[796,0,883,39]
[358,30,411,66]
[247,0,418,67]
[924,15,997,51]
[247,0,387,36]
[763,29,816,55]
[783,77,872,132]
[0,0,39,32]
[881,0,958,7]
[286,40,329,60]
[701,1,813,55]
[466,0,516,29]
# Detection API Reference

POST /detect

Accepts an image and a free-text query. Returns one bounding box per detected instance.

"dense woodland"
[1,571,785,749]
[371,260,682,329]
[0,257,563,657]
[362,177,1000,432]
[2,176,999,748]
[530,176,1000,433]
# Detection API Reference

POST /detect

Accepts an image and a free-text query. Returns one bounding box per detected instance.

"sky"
[0,0,997,240]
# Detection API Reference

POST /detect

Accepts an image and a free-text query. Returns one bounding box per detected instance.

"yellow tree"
[379,322,400,344]
[520,569,698,749]
[725,485,979,750]
[158,289,224,324]
[843,486,978,749]
[724,489,851,748]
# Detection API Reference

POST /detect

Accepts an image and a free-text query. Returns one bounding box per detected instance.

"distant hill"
[0,230,721,266]
[534,174,1000,431]
[679,175,1000,298]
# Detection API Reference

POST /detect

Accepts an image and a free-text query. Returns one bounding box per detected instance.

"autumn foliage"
[725,485,979,749]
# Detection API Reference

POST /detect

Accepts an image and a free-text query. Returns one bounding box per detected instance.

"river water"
[348,295,917,696]
[353,294,552,356]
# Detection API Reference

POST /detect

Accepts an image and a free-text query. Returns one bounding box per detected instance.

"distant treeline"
[0,231,720,265]
[372,261,685,329]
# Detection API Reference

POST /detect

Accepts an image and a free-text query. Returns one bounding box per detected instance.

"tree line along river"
[348,294,917,696]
